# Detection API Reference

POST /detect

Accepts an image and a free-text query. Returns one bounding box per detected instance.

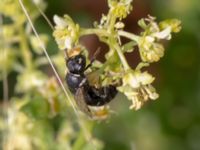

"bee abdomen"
[84,85,117,106]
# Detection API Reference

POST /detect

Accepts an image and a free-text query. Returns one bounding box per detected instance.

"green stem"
[72,120,95,150]
[113,43,130,71]
[19,26,32,69]
[80,20,135,71]
[72,130,85,150]
[118,30,139,42]
[107,12,117,32]
[80,29,140,44]
[80,28,109,37]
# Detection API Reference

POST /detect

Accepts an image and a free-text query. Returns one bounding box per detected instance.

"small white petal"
[146,36,155,42]
[115,22,125,29]
[138,72,155,85]
[128,75,140,88]
[150,93,159,100]
[53,15,67,27]
[153,27,171,39]
[65,37,72,49]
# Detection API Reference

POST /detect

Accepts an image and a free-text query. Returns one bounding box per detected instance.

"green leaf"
[21,94,49,119]
[122,41,137,52]
[138,18,147,29]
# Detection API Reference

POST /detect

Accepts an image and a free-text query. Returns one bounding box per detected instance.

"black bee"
[65,49,117,117]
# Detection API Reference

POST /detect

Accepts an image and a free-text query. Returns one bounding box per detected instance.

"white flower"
[153,27,172,40]
[118,70,159,110]
[139,38,165,63]
[53,15,79,50]
[53,15,67,28]
[123,71,154,88]
[108,0,133,19]
[64,37,73,49]
[138,16,181,63]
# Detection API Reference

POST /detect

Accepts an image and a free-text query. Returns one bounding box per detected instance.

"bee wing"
[86,71,101,87]
[75,87,92,117]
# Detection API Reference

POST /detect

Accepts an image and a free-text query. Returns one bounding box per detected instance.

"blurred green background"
[1,0,200,150]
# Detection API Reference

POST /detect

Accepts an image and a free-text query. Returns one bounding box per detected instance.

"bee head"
[67,54,86,74]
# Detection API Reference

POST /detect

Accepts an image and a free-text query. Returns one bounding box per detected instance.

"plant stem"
[80,26,135,72]
[80,28,109,37]
[113,42,130,71]
[19,26,32,69]
[80,29,140,45]
[118,30,139,42]
[72,130,85,150]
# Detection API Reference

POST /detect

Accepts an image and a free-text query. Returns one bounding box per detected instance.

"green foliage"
[21,94,49,119]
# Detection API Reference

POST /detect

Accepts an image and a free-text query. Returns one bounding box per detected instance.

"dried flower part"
[53,15,80,50]
[67,47,82,58]
[88,105,111,120]
[118,70,159,110]
[138,16,181,63]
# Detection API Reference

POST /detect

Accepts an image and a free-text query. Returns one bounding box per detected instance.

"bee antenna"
[91,47,101,62]
[64,49,69,59]
[84,47,101,71]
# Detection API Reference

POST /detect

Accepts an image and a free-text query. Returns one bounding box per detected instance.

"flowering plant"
[53,0,181,110]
